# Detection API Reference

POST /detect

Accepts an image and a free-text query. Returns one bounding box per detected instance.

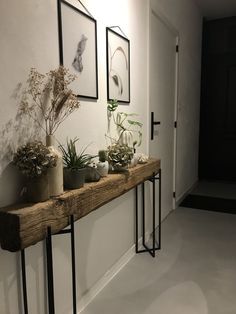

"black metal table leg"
[152,173,156,257]
[142,182,145,246]
[21,250,28,314]
[135,186,138,253]
[70,215,77,314]
[159,169,162,249]
[135,169,161,257]
[46,227,55,314]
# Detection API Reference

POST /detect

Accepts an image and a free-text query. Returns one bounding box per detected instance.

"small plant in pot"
[97,150,109,177]
[107,142,134,171]
[13,141,57,202]
[60,138,95,189]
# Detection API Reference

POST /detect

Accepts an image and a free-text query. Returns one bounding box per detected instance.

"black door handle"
[151,112,161,140]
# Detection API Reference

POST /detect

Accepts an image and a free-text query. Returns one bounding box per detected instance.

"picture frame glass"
[107,28,130,103]
[59,0,98,99]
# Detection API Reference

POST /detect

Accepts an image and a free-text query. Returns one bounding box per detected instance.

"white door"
[149,10,178,220]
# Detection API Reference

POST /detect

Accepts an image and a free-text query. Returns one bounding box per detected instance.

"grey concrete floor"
[82,207,236,314]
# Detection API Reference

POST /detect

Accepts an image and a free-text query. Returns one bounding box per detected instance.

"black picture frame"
[57,0,98,99]
[106,27,130,103]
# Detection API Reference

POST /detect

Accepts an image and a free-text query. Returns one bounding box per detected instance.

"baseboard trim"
[78,232,150,313]
[176,179,199,206]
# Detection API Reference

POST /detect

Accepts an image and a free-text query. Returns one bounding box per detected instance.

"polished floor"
[82,207,236,314]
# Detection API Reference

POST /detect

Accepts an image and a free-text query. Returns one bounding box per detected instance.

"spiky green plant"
[60,138,95,170]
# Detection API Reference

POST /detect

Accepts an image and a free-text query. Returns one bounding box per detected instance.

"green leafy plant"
[107,100,143,151]
[13,141,57,178]
[60,138,95,170]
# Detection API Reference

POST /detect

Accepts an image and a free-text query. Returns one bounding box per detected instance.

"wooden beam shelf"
[0,158,160,252]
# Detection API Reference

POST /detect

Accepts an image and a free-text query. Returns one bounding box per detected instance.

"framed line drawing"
[106,27,130,103]
[57,0,98,99]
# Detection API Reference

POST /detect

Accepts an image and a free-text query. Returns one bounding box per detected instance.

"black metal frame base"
[20,169,161,313]
[21,215,77,314]
[135,169,161,258]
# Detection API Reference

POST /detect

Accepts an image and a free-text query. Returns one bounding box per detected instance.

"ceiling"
[194,0,236,19]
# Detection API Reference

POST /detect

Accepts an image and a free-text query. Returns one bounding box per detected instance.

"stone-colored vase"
[46,135,63,197]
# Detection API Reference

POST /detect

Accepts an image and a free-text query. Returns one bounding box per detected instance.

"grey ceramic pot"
[85,167,101,182]
[63,168,86,189]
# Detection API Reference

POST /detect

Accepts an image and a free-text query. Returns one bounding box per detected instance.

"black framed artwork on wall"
[106,27,130,103]
[57,0,98,99]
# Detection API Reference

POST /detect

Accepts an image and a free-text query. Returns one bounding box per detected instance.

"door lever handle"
[151,112,161,140]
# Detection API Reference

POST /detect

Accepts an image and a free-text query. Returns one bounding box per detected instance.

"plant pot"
[27,174,49,203]
[112,163,129,172]
[63,168,86,189]
[85,167,101,182]
[97,161,109,177]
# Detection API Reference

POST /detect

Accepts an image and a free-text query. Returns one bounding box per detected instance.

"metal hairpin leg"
[46,215,77,314]
[46,226,55,314]
[135,169,161,257]
[21,250,28,314]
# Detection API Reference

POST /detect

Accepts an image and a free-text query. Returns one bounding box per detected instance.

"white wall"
[150,0,202,201]
[0,0,202,313]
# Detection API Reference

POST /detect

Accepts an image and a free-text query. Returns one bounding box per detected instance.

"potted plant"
[106,100,143,169]
[107,143,133,171]
[13,141,57,202]
[60,138,95,189]
[18,66,80,196]
[97,150,109,177]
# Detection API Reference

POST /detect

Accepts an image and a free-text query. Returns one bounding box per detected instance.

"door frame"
[147,4,180,210]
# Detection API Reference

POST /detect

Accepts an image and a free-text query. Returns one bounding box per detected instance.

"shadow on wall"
[0,102,43,208]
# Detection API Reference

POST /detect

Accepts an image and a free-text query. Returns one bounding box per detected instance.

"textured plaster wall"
[0,0,202,313]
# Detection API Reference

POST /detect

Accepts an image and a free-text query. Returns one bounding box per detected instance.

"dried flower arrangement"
[107,143,133,170]
[18,66,80,135]
[13,141,57,178]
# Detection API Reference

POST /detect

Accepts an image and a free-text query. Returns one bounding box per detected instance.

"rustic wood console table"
[0,158,161,314]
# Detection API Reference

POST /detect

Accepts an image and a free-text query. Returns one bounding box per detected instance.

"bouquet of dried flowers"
[13,141,57,178]
[19,66,80,135]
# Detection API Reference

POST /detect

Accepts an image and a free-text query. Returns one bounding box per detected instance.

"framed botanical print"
[57,0,98,99]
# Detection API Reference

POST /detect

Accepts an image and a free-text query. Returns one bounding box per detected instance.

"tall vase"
[46,135,63,197]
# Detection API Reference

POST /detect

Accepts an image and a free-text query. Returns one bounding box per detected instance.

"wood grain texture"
[0,158,160,252]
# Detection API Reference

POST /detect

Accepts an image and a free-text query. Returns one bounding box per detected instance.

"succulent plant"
[107,143,133,170]
[13,141,57,178]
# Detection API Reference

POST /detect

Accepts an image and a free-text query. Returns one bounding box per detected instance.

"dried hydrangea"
[18,66,80,135]
[107,143,133,170]
[13,141,58,178]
